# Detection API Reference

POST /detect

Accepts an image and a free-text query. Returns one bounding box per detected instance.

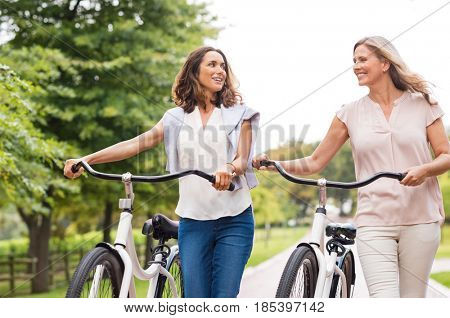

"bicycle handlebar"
[260,160,406,189]
[71,161,235,191]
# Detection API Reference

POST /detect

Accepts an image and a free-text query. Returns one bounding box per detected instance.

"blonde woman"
[253,36,450,297]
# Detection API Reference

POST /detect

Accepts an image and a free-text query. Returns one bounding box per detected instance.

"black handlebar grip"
[260,160,272,167]
[211,176,235,191]
[399,172,407,181]
[71,162,82,174]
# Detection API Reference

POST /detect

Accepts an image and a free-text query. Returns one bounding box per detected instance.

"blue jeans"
[178,206,254,298]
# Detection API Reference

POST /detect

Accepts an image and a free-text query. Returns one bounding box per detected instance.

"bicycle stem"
[122,172,135,209]
[318,178,327,208]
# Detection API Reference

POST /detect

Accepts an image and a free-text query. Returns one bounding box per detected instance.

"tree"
[0,64,75,293]
[1,0,217,292]
[2,0,217,239]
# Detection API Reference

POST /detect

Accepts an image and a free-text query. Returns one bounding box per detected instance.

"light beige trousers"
[356,222,440,298]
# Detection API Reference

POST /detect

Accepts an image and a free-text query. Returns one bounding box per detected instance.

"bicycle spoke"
[163,260,182,297]
[290,263,305,297]
[79,263,115,298]
[88,265,104,297]
[335,278,342,298]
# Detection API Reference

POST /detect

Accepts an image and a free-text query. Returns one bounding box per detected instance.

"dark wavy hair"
[172,47,242,113]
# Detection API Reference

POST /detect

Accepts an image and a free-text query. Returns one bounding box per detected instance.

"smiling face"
[197,51,227,97]
[353,44,390,87]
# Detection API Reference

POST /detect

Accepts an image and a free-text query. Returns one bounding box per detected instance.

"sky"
[1,0,449,152]
[202,0,450,152]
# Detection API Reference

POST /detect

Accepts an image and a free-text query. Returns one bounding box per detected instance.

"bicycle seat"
[325,223,356,245]
[142,214,179,242]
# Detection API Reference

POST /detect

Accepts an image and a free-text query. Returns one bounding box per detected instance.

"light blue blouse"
[162,104,260,190]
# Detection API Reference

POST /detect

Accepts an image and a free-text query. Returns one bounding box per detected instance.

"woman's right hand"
[252,153,276,171]
[64,159,85,179]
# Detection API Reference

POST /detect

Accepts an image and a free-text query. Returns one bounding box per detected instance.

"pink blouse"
[336,92,445,227]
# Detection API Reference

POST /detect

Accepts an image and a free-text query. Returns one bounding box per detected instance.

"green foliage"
[0,0,218,237]
[438,173,450,223]
[0,65,72,204]
[251,186,285,227]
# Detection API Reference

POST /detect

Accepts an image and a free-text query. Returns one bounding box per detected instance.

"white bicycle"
[259,160,405,298]
[65,161,234,298]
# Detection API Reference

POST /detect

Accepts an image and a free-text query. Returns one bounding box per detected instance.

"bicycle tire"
[66,247,123,298]
[276,245,318,298]
[154,253,184,298]
[329,251,354,298]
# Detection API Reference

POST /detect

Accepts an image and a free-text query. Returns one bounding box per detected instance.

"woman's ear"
[382,59,391,73]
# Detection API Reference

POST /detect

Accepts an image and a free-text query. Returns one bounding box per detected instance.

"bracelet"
[226,162,237,175]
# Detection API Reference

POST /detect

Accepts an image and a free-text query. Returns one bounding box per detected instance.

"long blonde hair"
[354,36,435,105]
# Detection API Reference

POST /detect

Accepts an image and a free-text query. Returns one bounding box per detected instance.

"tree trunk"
[18,206,52,294]
[34,213,51,292]
[103,201,113,243]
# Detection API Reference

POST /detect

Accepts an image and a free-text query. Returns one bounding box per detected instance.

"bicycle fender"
[95,242,125,271]
[296,242,315,251]
[295,242,319,263]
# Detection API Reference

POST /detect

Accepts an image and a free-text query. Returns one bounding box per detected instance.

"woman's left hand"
[213,165,235,191]
[400,165,429,186]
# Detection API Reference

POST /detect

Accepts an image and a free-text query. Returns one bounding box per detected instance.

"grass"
[8,226,308,298]
[431,272,450,288]
[246,226,308,268]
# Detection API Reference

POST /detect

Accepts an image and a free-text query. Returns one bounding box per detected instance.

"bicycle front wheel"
[276,245,318,298]
[66,247,123,298]
[154,253,184,298]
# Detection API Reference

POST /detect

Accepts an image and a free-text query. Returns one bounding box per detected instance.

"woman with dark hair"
[254,36,450,297]
[64,47,260,297]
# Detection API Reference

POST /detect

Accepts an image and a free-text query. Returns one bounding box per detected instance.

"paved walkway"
[428,258,450,298]
[238,233,450,298]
